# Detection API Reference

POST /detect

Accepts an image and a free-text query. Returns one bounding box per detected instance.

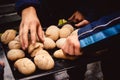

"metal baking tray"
[1,26,119,80]
[1,42,86,80]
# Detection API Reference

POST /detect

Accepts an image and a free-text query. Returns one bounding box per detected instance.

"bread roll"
[59,28,71,38]
[34,49,54,70]
[14,58,36,75]
[56,38,66,48]
[45,25,60,41]
[7,49,25,61]
[28,42,43,54]
[62,24,74,32]
[8,40,21,49]
[53,49,77,60]
[14,35,20,42]
[70,29,78,36]
[43,37,56,49]
[30,47,43,57]
[1,29,16,44]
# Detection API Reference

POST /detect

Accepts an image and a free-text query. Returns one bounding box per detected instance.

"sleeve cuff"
[15,0,40,16]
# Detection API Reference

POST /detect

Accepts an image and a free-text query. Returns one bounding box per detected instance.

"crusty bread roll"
[56,38,66,48]
[28,42,43,54]
[45,25,60,41]
[62,24,74,32]
[70,29,78,36]
[14,35,20,42]
[1,29,16,44]
[8,40,21,49]
[34,49,54,70]
[43,37,56,49]
[59,28,71,38]
[7,49,25,61]
[53,49,77,60]
[14,58,36,75]
[30,47,43,57]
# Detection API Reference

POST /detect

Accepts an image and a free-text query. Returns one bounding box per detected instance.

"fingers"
[30,23,37,44]
[74,40,82,56]
[62,35,81,56]
[61,37,74,56]
[68,14,75,21]
[37,25,45,42]
[0,61,4,67]
[68,11,84,24]
[19,23,29,50]
[68,42,74,55]
[75,20,89,27]
[61,41,69,55]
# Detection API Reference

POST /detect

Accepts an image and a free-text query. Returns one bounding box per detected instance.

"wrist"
[22,6,37,17]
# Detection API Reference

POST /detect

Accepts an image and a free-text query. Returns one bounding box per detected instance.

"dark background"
[0,0,21,33]
[0,0,16,5]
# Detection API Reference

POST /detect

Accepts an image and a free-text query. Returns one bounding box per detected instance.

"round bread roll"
[62,24,74,32]
[53,49,77,60]
[30,47,43,57]
[34,49,54,70]
[8,40,21,49]
[1,29,16,44]
[70,29,78,36]
[45,25,60,41]
[56,38,66,48]
[14,58,36,75]
[59,28,71,38]
[43,37,56,49]
[7,49,25,61]
[28,42,43,54]
[14,35,20,42]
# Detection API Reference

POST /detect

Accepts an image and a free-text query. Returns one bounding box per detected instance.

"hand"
[75,19,89,27]
[19,6,44,50]
[68,11,89,27]
[0,61,4,67]
[61,32,82,56]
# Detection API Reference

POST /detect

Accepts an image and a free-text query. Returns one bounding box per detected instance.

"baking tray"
[0,22,85,80]
[1,42,87,80]
[2,34,119,80]
[1,26,120,80]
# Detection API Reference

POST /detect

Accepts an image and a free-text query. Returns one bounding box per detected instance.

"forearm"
[78,11,120,48]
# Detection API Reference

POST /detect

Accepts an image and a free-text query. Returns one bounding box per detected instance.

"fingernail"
[32,41,35,44]
[22,47,25,50]
[25,44,28,48]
